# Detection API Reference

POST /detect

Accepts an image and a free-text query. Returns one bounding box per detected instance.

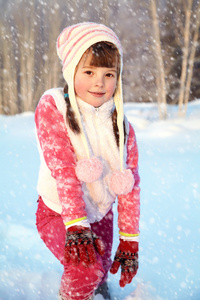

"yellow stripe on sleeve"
[64,217,87,226]
[119,231,140,237]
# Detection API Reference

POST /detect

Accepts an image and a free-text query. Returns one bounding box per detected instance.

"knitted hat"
[57,22,134,195]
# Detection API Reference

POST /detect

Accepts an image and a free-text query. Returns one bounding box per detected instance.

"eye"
[85,70,93,75]
[106,73,115,78]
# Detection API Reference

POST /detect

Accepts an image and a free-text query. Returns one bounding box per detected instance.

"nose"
[94,75,104,87]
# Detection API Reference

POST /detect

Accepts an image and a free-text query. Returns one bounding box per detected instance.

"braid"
[112,108,127,147]
[64,84,80,134]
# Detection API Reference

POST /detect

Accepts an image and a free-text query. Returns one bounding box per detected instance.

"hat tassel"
[75,156,103,183]
[110,169,135,195]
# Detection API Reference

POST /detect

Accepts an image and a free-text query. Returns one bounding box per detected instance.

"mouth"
[89,91,105,97]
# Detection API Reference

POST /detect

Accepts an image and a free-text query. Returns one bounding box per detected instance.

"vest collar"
[76,97,114,121]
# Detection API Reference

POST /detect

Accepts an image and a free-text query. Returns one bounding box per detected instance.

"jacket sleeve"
[35,94,88,225]
[117,122,140,238]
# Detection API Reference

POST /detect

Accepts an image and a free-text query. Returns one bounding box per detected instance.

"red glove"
[64,225,105,267]
[110,240,139,287]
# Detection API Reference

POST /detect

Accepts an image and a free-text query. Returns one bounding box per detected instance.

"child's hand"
[110,240,138,287]
[64,225,105,267]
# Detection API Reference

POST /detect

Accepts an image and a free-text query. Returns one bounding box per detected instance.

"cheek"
[109,79,117,95]
[74,78,84,96]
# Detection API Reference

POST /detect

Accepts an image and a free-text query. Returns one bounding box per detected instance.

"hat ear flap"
[114,73,124,172]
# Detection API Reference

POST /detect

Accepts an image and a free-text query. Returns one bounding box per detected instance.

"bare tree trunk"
[19,3,36,112]
[0,24,18,115]
[47,6,62,89]
[0,21,4,114]
[178,0,193,117]
[183,3,200,116]
[150,0,167,119]
[102,0,109,26]
[34,3,63,105]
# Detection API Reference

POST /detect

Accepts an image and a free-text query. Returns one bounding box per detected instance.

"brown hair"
[64,41,126,146]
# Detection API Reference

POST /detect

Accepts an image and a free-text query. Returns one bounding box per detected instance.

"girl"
[35,22,140,300]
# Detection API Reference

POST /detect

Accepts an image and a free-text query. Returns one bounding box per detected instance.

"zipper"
[95,107,99,117]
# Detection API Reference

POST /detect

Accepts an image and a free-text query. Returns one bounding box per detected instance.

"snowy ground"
[0,100,200,300]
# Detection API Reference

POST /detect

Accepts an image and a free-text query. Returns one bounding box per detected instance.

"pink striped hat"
[57,22,123,82]
[56,23,134,195]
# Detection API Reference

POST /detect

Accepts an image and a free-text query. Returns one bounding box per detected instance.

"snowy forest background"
[0,0,200,117]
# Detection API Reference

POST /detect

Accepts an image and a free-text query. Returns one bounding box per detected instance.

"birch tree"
[0,23,18,114]
[178,0,200,116]
[150,0,167,119]
[183,6,200,114]
[178,0,193,116]
[17,2,37,112]
[34,3,64,104]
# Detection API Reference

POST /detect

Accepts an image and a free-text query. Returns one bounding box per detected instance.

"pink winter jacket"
[35,89,140,237]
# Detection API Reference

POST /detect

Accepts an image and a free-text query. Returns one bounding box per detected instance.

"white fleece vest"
[37,88,129,223]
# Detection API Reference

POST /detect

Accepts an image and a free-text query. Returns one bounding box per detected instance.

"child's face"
[74,52,117,107]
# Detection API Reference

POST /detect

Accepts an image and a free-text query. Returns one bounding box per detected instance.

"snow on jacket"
[35,88,140,236]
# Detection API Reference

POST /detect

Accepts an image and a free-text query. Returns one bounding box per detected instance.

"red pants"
[36,197,113,300]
